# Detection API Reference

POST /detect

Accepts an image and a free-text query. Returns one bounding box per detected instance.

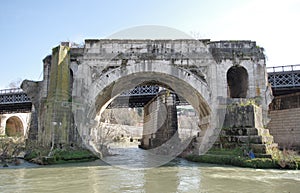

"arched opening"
[71,59,230,168]
[98,84,199,150]
[73,62,220,162]
[92,72,210,119]
[227,66,249,98]
[5,116,24,137]
[92,82,202,168]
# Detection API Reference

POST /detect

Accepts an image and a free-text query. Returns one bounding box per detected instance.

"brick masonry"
[268,107,300,149]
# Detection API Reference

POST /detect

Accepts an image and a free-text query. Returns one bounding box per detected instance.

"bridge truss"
[107,85,189,108]
[0,88,32,113]
[267,64,300,95]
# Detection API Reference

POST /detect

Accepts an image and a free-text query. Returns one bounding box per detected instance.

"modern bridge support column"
[140,91,178,149]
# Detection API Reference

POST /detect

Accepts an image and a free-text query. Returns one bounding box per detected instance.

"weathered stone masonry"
[21,39,272,156]
[140,90,178,149]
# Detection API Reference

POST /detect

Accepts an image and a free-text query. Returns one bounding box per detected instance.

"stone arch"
[5,116,24,137]
[227,65,249,98]
[74,62,224,156]
[87,64,210,121]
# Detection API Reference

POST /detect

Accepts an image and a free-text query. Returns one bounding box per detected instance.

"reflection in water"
[177,164,201,192]
[0,147,300,193]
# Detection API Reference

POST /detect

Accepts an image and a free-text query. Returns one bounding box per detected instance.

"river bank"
[185,148,300,170]
[23,147,99,165]
[0,137,26,167]
[0,137,98,166]
[2,136,300,170]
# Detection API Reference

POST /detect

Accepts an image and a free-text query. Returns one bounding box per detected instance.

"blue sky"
[0,0,299,89]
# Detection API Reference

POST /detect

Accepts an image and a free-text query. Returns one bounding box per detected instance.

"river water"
[1,146,300,193]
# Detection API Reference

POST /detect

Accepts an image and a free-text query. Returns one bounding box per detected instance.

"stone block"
[251,144,267,154]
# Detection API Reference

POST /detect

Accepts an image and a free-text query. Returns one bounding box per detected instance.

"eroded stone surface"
[21,39,270,156]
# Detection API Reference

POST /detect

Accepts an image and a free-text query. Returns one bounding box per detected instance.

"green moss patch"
[186,154,300,170]
[25,148,98,165]
[47,149,98,164]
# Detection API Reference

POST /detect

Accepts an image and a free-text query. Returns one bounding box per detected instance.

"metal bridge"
[0,88,32,113]
[1,64,300,112]
[0,85,188,111]
[107,85,160,108]
[267,64,300,96]
[106,85,188,108]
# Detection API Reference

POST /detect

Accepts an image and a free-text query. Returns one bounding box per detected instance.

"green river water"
[0,146,299,193]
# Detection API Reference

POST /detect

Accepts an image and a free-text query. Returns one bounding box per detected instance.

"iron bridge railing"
[121,85,159,96]
[267,64,300,88]
[0,86,160,105]
[0,88,31,104]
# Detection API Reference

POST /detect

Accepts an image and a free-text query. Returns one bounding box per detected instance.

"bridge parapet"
[0,88,23,95]
[267,64,300,73]
[208,40,265,62]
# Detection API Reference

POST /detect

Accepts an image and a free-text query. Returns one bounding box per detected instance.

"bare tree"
[7,78,23,88]
[100,108,143,126]
[190,31,205,39]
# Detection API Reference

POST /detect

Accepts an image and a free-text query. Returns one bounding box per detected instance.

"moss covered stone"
[24,148,98,165]
[186,153,300,170]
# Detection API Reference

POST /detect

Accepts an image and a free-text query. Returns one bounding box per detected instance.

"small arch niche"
[227,66,249,98]
[5,116,24,137]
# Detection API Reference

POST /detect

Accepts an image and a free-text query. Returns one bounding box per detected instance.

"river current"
[1,146,300,193]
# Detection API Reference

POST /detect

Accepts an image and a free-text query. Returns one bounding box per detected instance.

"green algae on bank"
[24,148,98,165]
[186,153,300,170]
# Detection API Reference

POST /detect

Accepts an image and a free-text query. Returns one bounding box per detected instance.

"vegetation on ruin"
[0,137,25,164]
[100,108,143,126]
[24,147,98,165]
[46,149,98,164]
[226,97,262,110]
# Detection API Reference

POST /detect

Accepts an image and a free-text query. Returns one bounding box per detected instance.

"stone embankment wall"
[268,92,300,150]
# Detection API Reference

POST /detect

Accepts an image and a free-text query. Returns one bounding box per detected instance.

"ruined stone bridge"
[19,39,273,156]
[1,39,281,156]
